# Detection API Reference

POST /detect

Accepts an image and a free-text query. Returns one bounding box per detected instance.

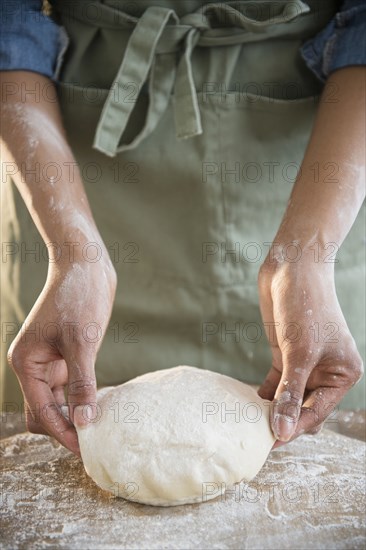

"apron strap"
[173,28,203,140]
[93,6,179,157]
[92,0,311,157]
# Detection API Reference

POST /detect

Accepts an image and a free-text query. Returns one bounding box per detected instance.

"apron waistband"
[56,1,317,156]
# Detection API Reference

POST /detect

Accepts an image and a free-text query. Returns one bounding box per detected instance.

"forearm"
[273,67,365,258]
[0,71,103,264]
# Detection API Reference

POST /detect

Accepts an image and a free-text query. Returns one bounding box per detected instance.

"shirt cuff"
[0,0,64,80]
[300,0,366,83]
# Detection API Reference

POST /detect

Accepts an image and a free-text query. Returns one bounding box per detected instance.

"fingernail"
[74,403,98,428]
[61,405,70,421]
[273,414,296,441]
[73,405,92,428]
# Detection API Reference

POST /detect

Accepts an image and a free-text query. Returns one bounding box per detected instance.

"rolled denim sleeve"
[0,0,65,79]
[300,0,366,83]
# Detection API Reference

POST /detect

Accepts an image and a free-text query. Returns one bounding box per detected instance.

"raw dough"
[76,366,275,506]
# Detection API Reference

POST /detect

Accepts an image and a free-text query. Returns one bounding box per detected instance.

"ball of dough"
[76,366,275,506]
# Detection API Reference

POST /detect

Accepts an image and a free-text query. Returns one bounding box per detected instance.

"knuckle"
[349,356,364,384]
[274,388,303,419]
[276,386,303,403]
[7,341,25,373]
[257,262,273,290]
[342,340,364,384]
[288,389,303,403]
[277,400,301,419]
[109,264,118,290]
[258,258,277,280]
[6,350,15,370]
[68,376,97,399]
[342,338,364,378]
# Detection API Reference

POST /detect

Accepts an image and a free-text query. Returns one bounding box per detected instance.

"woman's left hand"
[257,250,363,445]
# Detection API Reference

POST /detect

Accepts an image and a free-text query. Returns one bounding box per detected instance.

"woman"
[1,0,365,455]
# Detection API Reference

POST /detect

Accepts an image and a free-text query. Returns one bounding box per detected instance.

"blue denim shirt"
[0,1,63,79]
[0,0,365,83]
[300,0,366,82]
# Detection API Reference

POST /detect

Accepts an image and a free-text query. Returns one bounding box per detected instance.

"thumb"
[65,348,98,429]
[271,361,308,442]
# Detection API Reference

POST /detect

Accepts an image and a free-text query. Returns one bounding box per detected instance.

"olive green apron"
[1,0,365,409]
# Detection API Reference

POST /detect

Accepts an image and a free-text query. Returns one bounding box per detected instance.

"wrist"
[48,253,117,298]
[264,239,339,270]
[45,220,113,271]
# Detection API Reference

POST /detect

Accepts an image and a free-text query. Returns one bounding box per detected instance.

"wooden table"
[1,411,365,549]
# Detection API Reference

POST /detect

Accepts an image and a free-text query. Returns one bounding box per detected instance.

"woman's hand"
[1,71,117,454]
[257,67,365,444]
[258,251,363,444]
[7,254,117,455]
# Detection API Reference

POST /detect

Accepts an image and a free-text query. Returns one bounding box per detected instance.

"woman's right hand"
[1,71,118,455]
[7,253,117,456]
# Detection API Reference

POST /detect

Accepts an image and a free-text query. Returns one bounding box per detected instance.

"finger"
[257,275,283,401]
[295,386,343,437]
[52,385,71,422]
[52,385,66,407]
[64,347,97,429]
[258,365,282,401]
[22,377,81,455]
[271,359,310,442]
[307,422,324,435]
[24,401,48,435]
[258,273,279,352]
[272,421,325,449]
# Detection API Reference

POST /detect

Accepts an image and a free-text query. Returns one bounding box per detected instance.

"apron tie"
[173,12,210,139]
[93,6,179,157]
[173,28,203,140]
[92,1,311,157]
